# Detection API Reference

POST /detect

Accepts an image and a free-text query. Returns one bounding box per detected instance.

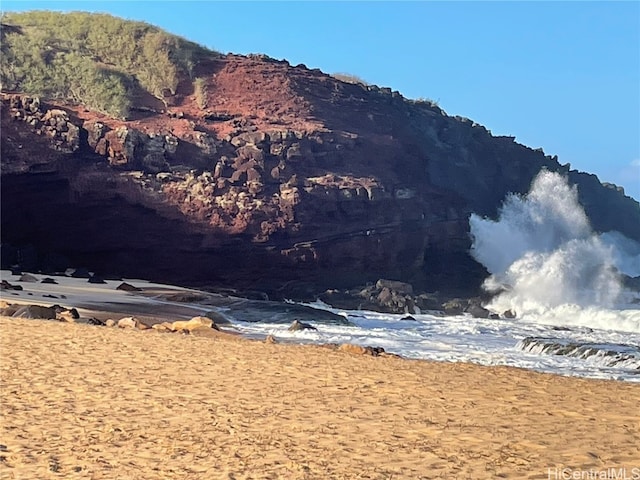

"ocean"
[233,302,640,382]
[236,170,640,382]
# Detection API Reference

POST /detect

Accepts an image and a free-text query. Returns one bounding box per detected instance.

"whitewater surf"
[469,169,640,333]
[238,170,640,382]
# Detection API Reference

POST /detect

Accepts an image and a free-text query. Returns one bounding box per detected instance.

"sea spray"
[469,170,640,332]
[600,230,640,278]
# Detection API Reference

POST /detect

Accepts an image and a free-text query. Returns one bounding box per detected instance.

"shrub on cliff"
[332,72,369,87]
[0,11,215,118]
[194,77,208,109]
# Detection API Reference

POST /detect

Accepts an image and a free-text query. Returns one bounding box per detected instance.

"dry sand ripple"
[1,316,639,479]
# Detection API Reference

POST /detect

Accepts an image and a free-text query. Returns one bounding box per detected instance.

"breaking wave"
[469,170,640,333]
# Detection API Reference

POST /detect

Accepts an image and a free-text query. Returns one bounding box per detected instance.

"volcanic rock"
[12,304,57,319]
[162,292,209,303]
[151,322,174,332]
[56,307,80,322]
[1,23,639,306]
[84,317,107,326]
[70,268,91,279]
[321,279,421,314]
[442,299,465,316]
[376,279,413,295]
[170,316,218,333]
[117,316,145,329]
[1,280,22,291]
[18,274,38,283]
[0,304,19,316]
[116,282,142,292]
[338,344,386,356]
[465,302,491,319]
[288,320,317,332]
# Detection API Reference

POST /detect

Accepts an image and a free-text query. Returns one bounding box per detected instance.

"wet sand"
[1,316,639,479]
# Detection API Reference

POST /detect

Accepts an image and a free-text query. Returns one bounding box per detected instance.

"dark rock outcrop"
[442,299,466,316]
[465,303,491,319]
[116,282,142,292]
[338,344,386,356]
[10,304,57,319]
[2,52,638,305]
[517,337,640,370]
[18,274,38,283]
[70,268,92,279]
[319,279,420,314]
[288,320,317,332]
[1,280,22,291]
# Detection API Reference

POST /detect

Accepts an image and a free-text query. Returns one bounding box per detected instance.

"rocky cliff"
[2,53,639,301]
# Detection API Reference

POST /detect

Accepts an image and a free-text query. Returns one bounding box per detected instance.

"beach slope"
[1,317,638,479]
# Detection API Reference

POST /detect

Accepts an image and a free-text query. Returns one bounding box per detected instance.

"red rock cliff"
[2,55,638,298]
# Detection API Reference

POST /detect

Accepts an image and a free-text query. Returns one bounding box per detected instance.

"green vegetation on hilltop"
[0,11,215,118]
[331,72,369,87]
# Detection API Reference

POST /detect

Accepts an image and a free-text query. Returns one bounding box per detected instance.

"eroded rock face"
[5,96,79,154]
[1,54,639,301]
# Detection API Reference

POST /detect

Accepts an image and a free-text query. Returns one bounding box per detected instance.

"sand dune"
[1,316,639,479]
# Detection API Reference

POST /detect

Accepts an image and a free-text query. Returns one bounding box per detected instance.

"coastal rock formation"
[288,320,317,332]
[170,316,218,333]
[18,274,38,283]
[1,281,22,291]
[338,344,386,356]
[0,302,81,321]
[2,52,639,302]
[320,279,419,314]
[116,282,142,292]
[117,317,149,330]
[517,337,640,370]
[7,304,57,320]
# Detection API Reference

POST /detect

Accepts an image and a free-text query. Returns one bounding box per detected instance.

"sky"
[3,1,639,200]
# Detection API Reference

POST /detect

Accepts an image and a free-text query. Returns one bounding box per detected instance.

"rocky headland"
[2,13,639,311]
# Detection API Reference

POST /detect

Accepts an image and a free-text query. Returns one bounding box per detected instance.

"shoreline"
[2,270,640,383]
[1,315,639,479]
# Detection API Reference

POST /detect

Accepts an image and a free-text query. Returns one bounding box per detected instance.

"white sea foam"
[469,170,640,333]
[234,309,640,382]
[2,270,638,382]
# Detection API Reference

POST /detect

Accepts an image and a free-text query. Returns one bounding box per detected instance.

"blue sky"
[3,1,639,200]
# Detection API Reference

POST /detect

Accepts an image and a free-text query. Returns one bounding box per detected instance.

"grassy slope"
[0,11,216,118]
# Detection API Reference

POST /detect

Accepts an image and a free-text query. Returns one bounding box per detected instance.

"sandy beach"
[1,316,639,480]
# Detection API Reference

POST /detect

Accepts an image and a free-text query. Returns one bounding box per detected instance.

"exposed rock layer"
[2,55,639,300]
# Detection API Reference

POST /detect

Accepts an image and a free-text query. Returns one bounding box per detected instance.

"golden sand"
[1,316,639,479]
